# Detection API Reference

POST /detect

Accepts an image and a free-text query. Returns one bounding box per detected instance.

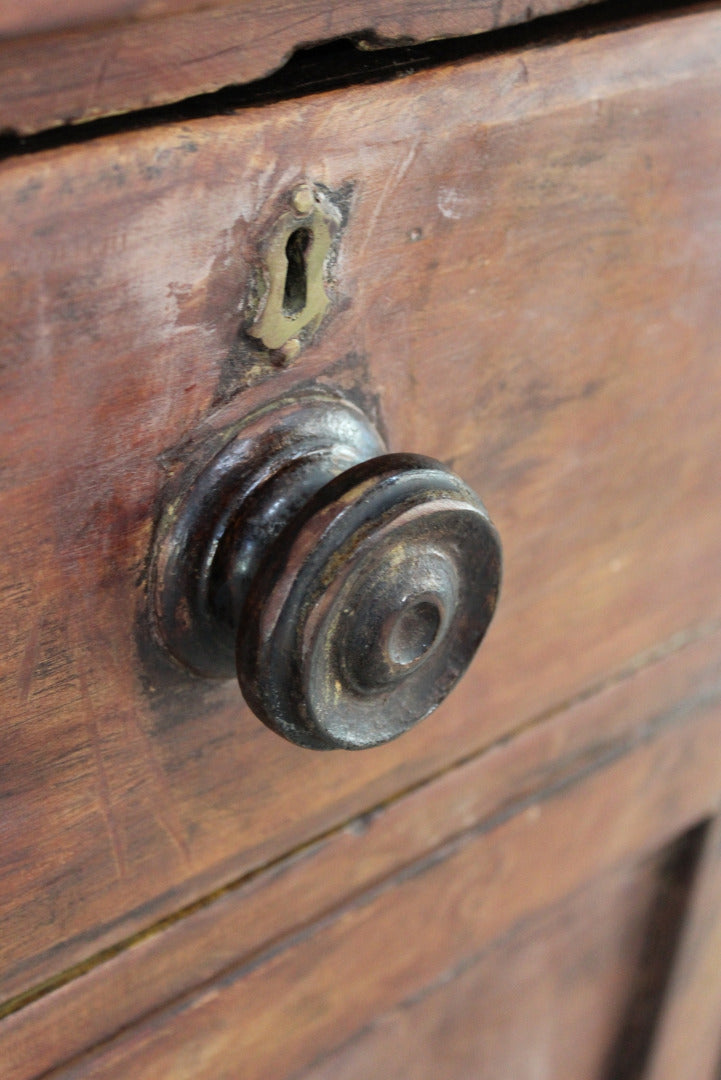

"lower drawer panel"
[296,835,702,1080]
[1,3,721,1018]
[3,625,721,1080]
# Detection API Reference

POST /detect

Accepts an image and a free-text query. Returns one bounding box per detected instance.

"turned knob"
[151,391,501,750]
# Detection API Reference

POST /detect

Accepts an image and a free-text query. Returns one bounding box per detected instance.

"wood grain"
[0,0,602,39]
[2,3,721,1011]
[40,660,721,1079]
[295,838,701,1080]
[644,811,721,1080]
[2,623,719,1080]
[0,0,601,136]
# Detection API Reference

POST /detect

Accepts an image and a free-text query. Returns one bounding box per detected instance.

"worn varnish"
[0,0,603,134]
[294,839,702,1080]
[0,0,600,39]
[35,669,721,1078]
[2,8,721,1017]
[2,623,720,1080]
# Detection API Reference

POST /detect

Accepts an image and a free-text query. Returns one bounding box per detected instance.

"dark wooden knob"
[151,391,501,750]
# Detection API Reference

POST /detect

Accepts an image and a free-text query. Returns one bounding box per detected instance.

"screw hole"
[283,227,312,318]
[387,600,442,668]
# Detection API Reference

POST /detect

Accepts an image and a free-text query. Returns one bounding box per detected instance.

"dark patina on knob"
[150,390,501,750]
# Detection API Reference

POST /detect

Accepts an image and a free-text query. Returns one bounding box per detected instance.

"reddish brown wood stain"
[38,690,721,1078]
[2,626,721,1080]
[295,842,700,1080]
[0,0,599,39]
[2,4,721,1003]
[0,0,602,134]
[1,4,721,1077]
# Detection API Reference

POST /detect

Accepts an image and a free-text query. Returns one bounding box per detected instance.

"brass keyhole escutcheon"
[246,183,337,362]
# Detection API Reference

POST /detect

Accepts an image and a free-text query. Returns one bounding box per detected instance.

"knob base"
[149,390,385,679]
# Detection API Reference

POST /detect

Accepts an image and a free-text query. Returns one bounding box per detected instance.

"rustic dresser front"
[1,2,721,1077]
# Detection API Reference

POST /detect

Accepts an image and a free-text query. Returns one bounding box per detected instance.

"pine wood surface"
[2,4,721,1010]
[0,1,602,135]
[1,0,721,1055]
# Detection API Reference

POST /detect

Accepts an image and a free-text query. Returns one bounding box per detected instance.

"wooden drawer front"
[0,0,603,135]
[4,626,720,1080]
[1,2,721,1026]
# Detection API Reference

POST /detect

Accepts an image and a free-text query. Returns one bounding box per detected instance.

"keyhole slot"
[247,197,333,353]
[283,227,312,318]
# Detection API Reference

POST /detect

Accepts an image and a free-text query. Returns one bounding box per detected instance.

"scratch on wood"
[130,713,193,869]
[492,0,506,30]
[17,615,42,704]
[187,9,321,67]
[77,664,127,882]
[92,54,112,101]
[356,134,422,262]
[76,588,192,869]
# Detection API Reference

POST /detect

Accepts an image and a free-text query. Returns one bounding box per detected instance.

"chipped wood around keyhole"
[246,183,340,361]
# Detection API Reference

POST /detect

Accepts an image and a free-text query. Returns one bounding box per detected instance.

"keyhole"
[247,191,333,353]
[283,227,312,318]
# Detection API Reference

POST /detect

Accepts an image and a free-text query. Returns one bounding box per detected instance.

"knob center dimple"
[386,599,442,669]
